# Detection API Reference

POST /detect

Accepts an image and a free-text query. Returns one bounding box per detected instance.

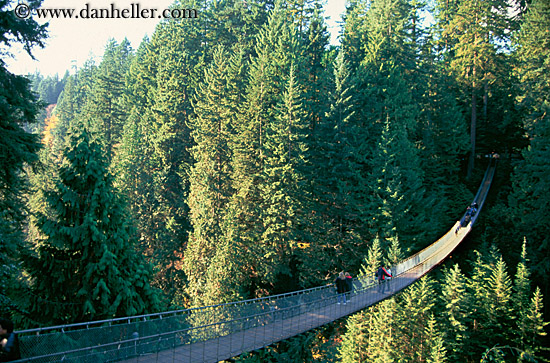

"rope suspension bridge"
[14,160,497,363]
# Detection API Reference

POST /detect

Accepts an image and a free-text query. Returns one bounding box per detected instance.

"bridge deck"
[120,260,451,362]
[15,161,496,363]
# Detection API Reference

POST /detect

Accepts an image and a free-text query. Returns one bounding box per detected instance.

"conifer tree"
[111,38,187,298]
[184,45,243,306]
[465,250,493,360]
[340,0,369,73]
[433,0,460,63]
[425,314,448,363]
[258,64,312,289]
[446,0,512,177]
[509,0,550,305]
[230,1,311,295]
[344,0,430,250]
[395,277,436,361]
[0,0,47,318]
[439,264,470,361]
[360,235,383,278]
[118,14,204,300]
[85,38,132,161]
[54,59,98,154]
[316,50,367,270]
[513,238,532,347]
[514,0,550,134]
[368,107,427,248]
[338,312,370,363]
[363,299,396,362]
[23,122,160,325]
[484,256,514,350]
[385,235,403,267]
[301,5,331,132]
[0,65,42,318]
[522,288,548,359]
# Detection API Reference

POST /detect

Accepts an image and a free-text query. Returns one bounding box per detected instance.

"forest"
[1,0,549,361]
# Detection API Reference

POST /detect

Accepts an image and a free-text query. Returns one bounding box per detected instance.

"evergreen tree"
[425,314,447,363]
[54,59,98,155]
[513,237,532,349]
[385,235,403,267]
[111,38,185,297]
[439,264,470,361]
[465,250,493,360]
[116,13,205,302]
[368,107,427,248]
[364,299,396,362]
[446,0,513,177]
[258,64,311,290]
[338,312,370,363]
[432,0,461,63]
[230,1,310,295]
[0,0,47,318]
[514,0,550,134]
[184,45,242,306]
[23,122,160,325]
[509,0,550,307]
[360,235,383,278]
[316,50,367,271]
[395,277,436,361]
[85,38,133,161]
[522,288,548,359]
[484,256,514,350]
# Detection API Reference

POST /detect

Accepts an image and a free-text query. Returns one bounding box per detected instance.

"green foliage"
[338,312,370,363]
[0,0,47,319]
[0,0,47,61]
[360,235,383,278]
[85,38,133,160]
[339,248,548,362]
[22,122,160,325]
[425,315,448,363]
[1,1,547,358]
[440,264,470,361]
[509,0,550,315]
[184,45,244,306]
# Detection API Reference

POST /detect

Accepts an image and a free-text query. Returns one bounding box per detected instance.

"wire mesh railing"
[14,161,496,363]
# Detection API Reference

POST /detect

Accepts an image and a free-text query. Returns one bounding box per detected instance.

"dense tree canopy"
[0,0,548,360]
[0,0,47,318]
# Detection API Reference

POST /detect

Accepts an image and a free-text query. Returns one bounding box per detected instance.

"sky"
[5,0,347,77]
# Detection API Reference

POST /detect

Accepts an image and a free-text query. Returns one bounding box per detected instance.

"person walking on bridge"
[0,318,20,362]
[376,265,392,293]
[334,272,347,304]
[345,272,353,301]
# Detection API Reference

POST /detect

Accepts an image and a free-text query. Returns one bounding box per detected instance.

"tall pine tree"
[23,122,160,325]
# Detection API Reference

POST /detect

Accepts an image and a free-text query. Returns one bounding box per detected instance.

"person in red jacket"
[376,265,392,293]
[345,272,353,301]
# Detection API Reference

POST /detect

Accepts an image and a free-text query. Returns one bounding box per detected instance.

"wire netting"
[14,161,496,363]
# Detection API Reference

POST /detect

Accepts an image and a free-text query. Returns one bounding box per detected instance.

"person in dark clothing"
[344,272,353,301]
[0,318,21,362]
[376,266,392,293]
[334,272,347,304]
[470,202,478,216]
[455,206,473,234]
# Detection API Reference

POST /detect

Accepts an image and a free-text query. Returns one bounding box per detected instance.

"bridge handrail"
[14,160,497,362]
[15,282,334,336]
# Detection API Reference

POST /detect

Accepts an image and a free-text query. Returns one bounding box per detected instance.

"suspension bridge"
[13,160,497,363]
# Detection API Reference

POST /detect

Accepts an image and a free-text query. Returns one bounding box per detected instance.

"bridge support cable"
[14,161,496,363]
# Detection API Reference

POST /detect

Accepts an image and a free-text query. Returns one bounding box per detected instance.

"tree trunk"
[468,79,477,179]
